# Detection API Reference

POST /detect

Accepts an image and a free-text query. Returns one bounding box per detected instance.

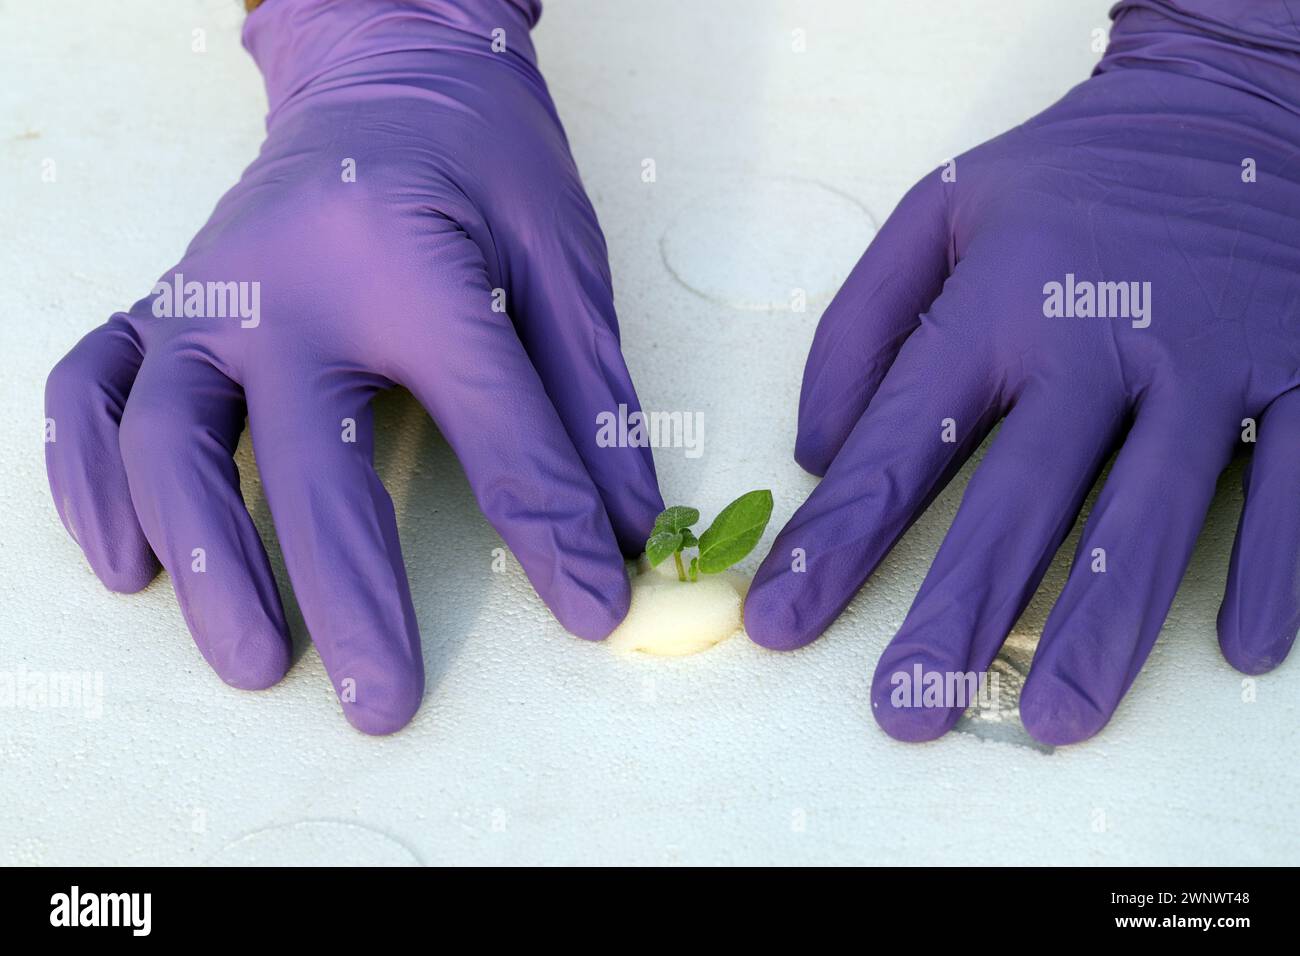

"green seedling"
[645,490,774,582]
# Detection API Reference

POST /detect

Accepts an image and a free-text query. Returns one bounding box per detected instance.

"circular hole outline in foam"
[207,820,422,867]
[659,176,877,312]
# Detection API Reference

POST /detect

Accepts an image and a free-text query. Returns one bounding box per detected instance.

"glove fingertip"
[1216,601,1297,676]
[743,575,821,652]
[1018,672,1110,747]
[549,563,632,642]
[58,498,158,594]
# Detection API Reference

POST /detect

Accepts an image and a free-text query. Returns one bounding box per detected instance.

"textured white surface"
[1,0,1296,866]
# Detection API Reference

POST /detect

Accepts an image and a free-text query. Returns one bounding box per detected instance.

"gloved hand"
[44,0,662,734]
[744,0,1300,745]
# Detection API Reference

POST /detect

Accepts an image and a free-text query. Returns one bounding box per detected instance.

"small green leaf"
[645,529,682,567]
[679,528,698,550]
[652,506,700,534]
[697,490,773,574]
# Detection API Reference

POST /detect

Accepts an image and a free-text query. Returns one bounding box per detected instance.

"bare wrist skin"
[246,1,263,11]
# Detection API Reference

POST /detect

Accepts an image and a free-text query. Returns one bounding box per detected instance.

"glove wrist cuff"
[242,0,544,118]
[1098,1,1300,115]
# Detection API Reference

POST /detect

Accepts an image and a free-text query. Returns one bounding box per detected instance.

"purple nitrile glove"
[745,0,1300,745]
[44,0,662,734]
